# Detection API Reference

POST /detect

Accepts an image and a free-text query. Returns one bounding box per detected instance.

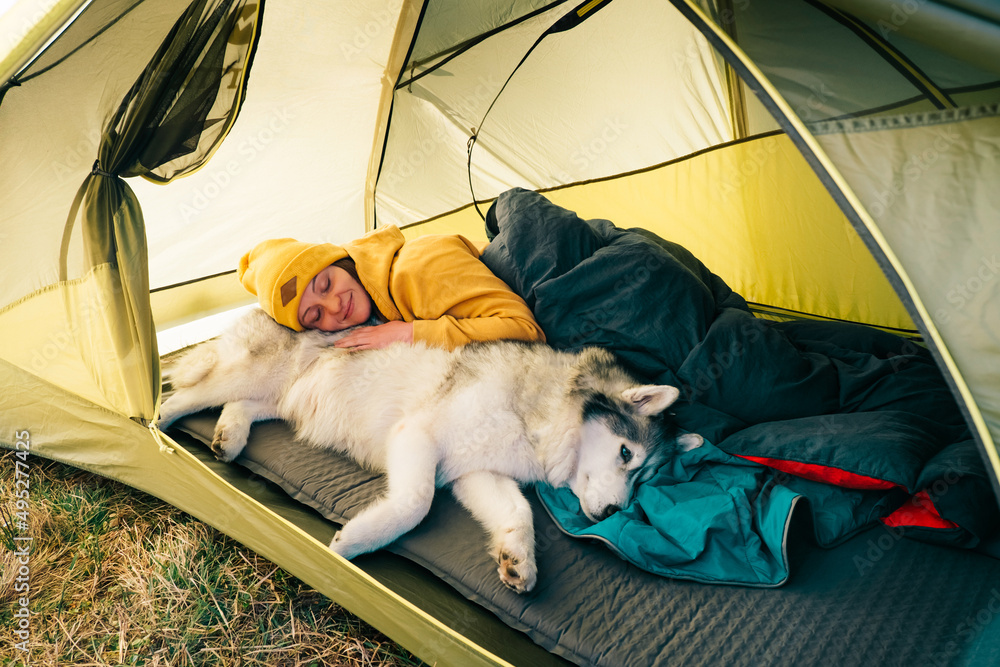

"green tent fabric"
[2,1,999,665]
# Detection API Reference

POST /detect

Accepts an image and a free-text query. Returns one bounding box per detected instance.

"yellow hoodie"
[346,226,545,349]
[240,226,545,350]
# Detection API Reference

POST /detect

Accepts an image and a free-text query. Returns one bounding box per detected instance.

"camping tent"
[2,0,999,664]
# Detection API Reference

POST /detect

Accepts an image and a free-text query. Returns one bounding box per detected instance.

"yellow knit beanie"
[238,238,348,331]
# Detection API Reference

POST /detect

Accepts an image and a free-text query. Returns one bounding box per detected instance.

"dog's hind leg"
[211,399,280,462]
[164,343,217,389]
[452,472,537,594]
[329,420,437,560]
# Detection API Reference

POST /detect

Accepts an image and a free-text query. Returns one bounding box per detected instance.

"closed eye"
[307,307,320,327]
[302,275,329,328]
[620,445,633,464]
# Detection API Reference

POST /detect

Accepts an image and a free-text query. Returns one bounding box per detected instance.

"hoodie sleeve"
[390,234,546,350]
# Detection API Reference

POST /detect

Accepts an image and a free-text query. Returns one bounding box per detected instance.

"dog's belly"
[284,343,453,469]
[435,439,545,485]
[422,376,563,485]
[288,342,562,485]
[429,411,546,485]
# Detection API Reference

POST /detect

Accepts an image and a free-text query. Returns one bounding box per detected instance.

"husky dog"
[159,308,700,593]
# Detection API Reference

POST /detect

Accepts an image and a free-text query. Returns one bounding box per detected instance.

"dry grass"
[0,450,422,666]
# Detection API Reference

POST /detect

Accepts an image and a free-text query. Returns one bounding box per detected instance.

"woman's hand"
[334,321,414,350]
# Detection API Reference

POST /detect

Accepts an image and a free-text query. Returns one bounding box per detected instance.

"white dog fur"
[159,308,700,593]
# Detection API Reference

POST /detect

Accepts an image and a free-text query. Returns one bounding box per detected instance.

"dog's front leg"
[159,391,219,429]
[212,399,280,462]
[330,420,437,559]
[452,471,537,594]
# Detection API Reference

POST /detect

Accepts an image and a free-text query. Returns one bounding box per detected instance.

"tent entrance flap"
[0,0,265,420]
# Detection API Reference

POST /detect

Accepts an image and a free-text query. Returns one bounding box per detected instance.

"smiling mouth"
[343,293,354,321]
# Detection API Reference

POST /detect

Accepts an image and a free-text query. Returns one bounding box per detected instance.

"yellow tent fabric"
[2,0,999,664]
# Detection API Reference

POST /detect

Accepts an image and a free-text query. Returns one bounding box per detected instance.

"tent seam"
[397,0,570,88]
[399,130,786,231]
[807,102,1000,135]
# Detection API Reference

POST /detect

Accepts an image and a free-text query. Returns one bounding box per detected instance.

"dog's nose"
[598,504,621,520]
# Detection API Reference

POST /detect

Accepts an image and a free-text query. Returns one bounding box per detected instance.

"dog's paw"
[210,421,249,462]
[677,432,704,452]
[496,539,537,594]
[328,528,364,560]
[157,401,180,429]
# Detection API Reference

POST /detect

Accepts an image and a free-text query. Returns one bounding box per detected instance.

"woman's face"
[297,264,372,331]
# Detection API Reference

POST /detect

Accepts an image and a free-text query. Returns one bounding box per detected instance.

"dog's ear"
[621,385,680,416]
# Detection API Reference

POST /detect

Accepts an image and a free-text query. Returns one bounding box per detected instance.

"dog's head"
[567,349,702,522]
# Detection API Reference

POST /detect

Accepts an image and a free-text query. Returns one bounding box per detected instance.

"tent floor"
[171,430,1000,667]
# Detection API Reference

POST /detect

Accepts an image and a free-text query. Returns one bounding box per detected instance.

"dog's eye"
[620,445,633,464]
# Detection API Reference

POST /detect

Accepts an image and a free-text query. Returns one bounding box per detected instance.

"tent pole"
[0,0,90,84]
[822,0,1000,77]
[717,0,747,140]
[364,0,425,232]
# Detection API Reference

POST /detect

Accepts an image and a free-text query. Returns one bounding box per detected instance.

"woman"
[238,224,545,350]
